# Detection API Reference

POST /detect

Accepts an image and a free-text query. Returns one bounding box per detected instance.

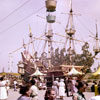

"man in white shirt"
[30,79,38,100]
[14,80,17,91]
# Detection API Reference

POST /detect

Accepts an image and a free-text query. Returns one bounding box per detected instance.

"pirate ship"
[16,0,87,83]
[14,0,100,85]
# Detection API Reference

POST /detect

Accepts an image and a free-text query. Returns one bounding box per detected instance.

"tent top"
[30,68,44,76]
[0,72,20,76]
[93,67,100,76]
[67,67,83,76]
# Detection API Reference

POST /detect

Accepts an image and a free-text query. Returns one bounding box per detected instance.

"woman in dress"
[0,76,8,100]
[58,79,66,99]
[52,80,59,97]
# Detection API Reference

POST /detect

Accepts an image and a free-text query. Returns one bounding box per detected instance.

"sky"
[0,0,100,73]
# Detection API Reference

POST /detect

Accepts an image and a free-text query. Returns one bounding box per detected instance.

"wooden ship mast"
[64,0,76,65]
[93,22,100,56]
[57,0,85,74]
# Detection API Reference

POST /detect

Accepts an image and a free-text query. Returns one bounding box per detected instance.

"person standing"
[52,78,59,97]
[68,79,74,96]
[13,79,17,91]
[98,81,100,88]
[58,79,66,100]
[72,77,78,93]
[5,77,10,96]
[54,78,59,97]
[30,79,38,100]
[0,76,8,100]
[91,81,95,92]
[89,86,100,100]
[72,81,87,100]
[44,89,51,100]
[65,77,69,97]
[94,82,99,96]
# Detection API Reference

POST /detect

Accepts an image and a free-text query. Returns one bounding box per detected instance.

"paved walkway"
[7,89,95,100]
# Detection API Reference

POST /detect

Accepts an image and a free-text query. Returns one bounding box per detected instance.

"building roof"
[60,65,84,69]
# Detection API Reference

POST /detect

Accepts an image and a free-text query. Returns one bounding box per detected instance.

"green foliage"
[51,42,94,73]
[72,42,94,73]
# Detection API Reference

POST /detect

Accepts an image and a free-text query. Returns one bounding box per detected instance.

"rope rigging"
[0,0,32,23]
[0,6,45,35]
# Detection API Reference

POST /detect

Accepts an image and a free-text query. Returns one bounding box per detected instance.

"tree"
[72,42,94,73]
[52,48,60,66]
[51,42,94,73]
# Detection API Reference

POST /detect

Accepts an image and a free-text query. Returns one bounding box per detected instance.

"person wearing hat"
[58,79,66,99]
[52,78,59,97]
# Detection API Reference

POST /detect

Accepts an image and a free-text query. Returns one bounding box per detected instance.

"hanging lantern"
[45,29,53,38]
[93,45,100,55]
[45,0,57,12]
[46,14,56,23]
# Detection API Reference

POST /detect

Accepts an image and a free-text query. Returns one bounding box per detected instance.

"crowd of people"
[89,81,100,100]
[50,77,88,100]
[1,75,100,100]
[16,77,88,100]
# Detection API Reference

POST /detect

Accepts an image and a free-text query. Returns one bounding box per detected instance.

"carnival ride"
[8,0,100,83]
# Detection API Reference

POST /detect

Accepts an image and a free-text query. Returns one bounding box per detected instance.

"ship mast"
[65,0,76,65]
[28,25,35,58]
[93,21,100,56]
